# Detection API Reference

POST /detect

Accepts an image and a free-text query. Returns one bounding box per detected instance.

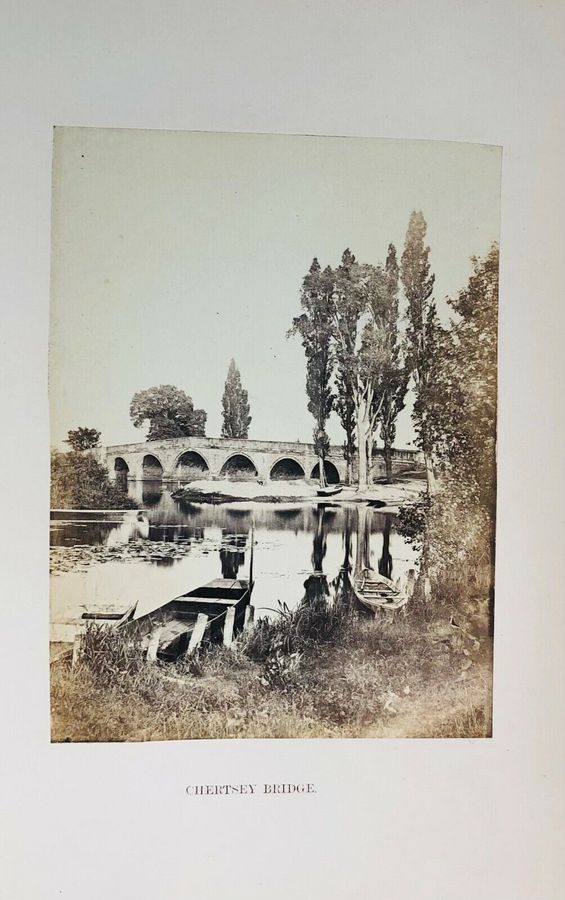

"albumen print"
[49,128,500,741]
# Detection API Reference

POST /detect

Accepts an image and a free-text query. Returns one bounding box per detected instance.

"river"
[50,481,418,642]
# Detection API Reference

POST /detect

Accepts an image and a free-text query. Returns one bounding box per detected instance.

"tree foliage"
[221,360,252,439]
[331,250,366,483]
[130,385,207,441]
[65,427,101,451]
[398,244,499,595]
[401,210,439,492]
[51,451,138,510]
[332,249,407,489]
[428,244,499,513]
[289,259,334,482]
[369,246,409,481]
[291,246,408,490]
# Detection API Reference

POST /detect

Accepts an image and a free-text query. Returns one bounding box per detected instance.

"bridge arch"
[142,454,164,479]
[219,453,258,481]
[114,457,129,489]
[173,449,210,481]
[270,456,306,480]
[310,460,340,484]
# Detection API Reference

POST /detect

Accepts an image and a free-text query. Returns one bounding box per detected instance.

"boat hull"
[352,568,408,612]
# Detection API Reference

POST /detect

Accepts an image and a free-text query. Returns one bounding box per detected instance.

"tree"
[401,211,439,494]
[332,250,395,491]
[221,360,252,439]
[331,250,369,488]
[334,376,356,485]
[289,259,334,486]
[130,385,207,441]
[429,244,499,514]
[65,427,101,451]
[376,245,409,482]
[397,244,499,603]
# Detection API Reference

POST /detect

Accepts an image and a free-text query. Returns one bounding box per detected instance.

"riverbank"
[50,593,492,741]
[172,475,424,510]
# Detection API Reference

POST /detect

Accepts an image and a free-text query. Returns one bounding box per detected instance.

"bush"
[51,450,138,509]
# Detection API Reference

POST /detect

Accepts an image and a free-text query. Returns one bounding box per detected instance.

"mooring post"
[188,613,209,654]
[243,604,255,632]
[223,607,236,647]
[71,624,85,669]
[146,625,163,663]
[248,517,255,589]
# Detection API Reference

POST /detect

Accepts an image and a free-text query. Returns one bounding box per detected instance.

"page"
[2,2,563,898]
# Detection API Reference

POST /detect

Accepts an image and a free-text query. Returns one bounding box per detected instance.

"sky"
[50,128,501,450]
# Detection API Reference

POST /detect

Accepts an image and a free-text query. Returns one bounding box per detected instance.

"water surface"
[50,482,417,641]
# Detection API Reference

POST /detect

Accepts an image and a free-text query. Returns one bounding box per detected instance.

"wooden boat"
[143,576,254,661]
[352,567,414,613]
[316,486,342,498]
[75,580,255,664]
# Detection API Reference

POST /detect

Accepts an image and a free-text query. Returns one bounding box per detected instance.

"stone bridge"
[93,436,422,484]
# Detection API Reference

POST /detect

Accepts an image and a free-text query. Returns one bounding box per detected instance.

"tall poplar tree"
[401,211,439,493]
[331,250,368,488]
[377,244,409,482]
[289,259,334,487]
[221,360,252,438]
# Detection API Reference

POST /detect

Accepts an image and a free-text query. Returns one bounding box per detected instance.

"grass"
[50,577,493,742]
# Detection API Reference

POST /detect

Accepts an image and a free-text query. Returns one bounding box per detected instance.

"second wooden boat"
[352,567,414,612]
[316,486,343,498]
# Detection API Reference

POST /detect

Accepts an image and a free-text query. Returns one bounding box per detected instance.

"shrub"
[51,450,138,509]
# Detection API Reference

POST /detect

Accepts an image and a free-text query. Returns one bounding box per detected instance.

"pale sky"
[50,128,501,450]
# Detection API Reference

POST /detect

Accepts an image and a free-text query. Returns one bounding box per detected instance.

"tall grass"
[51,575,492,742]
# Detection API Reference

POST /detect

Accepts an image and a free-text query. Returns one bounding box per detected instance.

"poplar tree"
[377,245,409,482]
[401,211,439,493]
[332,250,368,488]
[289,259,334,486]
[221,360,252,438]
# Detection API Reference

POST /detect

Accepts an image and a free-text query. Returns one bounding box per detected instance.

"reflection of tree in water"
[330,507,353,594]
[151,556,178,568]
[302,572,329,606]
[225,508,252,523]
[142,481,164,508]
[115,472,128,493]
[148,523,204,544]
[378,515,393,580]
[219,527,248,579]
[176,499,204,518]
[273,508,301,519]
[311,506,327,573]
[354,505,373,574]
[50,521,116,547]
